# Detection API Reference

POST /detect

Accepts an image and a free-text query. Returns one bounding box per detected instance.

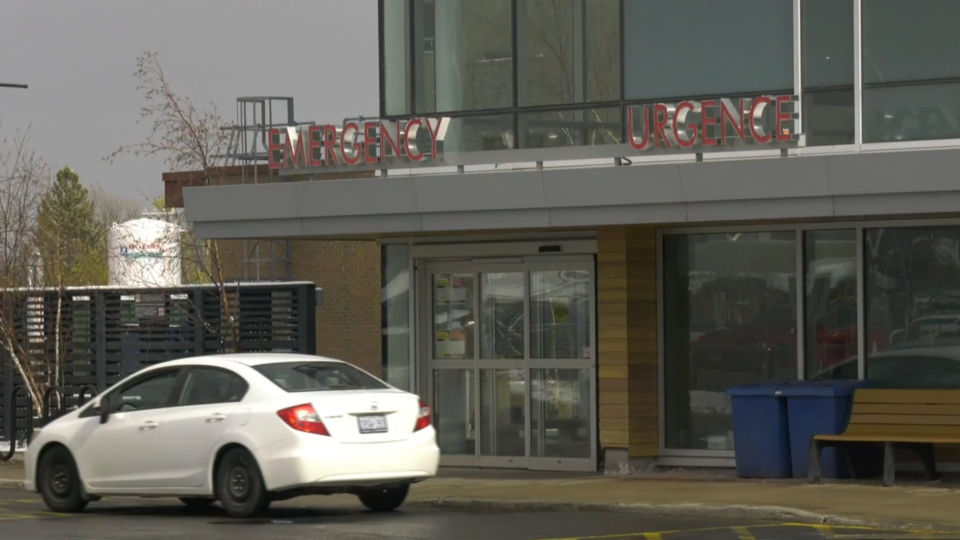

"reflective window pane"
[383,0,409,115]
[863,0,960,85]
[864,83,960,143]
[443,114,514,153]
[433,273,475,360]
[866,227,960,387]
[623,0,793,100]
[805,230,858,380]
[663,233,798,451]
[480,369,526,457]
[382,245,411,390]
[530,270,591,359]
[519,0,620,107]
[414,0,513,113]
[520,107,621,149]
[803,91,855,147]
[802,0,853,89]
[480,272,525,360]
[531,369,591,458]
[434,370,476,455]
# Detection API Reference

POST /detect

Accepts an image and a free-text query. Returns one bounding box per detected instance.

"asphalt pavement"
[1,489,955,540]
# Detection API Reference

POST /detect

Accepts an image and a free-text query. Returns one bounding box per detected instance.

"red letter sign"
[268,128,282,169]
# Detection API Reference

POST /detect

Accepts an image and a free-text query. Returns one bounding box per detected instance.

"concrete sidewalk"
[4,460,960,531]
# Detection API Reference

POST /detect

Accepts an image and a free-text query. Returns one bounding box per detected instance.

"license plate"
[358,415,388,434]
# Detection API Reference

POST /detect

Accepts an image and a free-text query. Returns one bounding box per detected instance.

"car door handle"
[206,414,227,423]
[139,421,159,431]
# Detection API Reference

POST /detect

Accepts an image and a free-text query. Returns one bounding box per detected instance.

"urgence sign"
[269,117,448,170]
[627,94,799,150]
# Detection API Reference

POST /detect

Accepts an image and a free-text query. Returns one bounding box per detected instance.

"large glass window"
[383,0,409,116]
[414,0,513,113]
[444,114,515,153]
[382,244,411,390]
[520,107,621,149]
[663,233,798,451]
[802,0,854,146]
[805,230,858,380]
[518,0,620,107]
[866,226,960,387]
[863,0,960,143]
[623,0,793,100]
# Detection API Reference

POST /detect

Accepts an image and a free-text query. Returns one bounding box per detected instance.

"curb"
[407,497,959,532]
[0,479,24,490]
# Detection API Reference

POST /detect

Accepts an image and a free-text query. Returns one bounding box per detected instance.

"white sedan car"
[24,353,440,518]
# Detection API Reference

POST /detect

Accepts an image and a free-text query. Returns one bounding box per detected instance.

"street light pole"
[0,83,27,89]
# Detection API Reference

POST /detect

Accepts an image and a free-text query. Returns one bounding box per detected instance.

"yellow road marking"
[537,523,960,540]
[642,534,662,540]
[732,526,755,540]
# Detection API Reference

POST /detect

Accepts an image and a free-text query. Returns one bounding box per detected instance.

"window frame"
[81,367,184,417]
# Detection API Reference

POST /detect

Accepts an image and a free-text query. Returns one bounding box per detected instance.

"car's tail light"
[277,404,330,436]
[414,399,431,431]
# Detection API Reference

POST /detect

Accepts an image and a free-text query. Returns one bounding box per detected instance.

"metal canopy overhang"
[183,146,960,240]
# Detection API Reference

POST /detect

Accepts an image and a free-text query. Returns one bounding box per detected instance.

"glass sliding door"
[421,257,596,471]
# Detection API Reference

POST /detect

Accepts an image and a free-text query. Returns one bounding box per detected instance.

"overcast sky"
[0,0,378,207]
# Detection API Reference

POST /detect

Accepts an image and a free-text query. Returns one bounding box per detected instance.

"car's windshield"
[253,361,388,392]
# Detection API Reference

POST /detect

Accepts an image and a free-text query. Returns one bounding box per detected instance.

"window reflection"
[520,107,621,149]
[866,227,960,387]
[382,245,411,390]
[864,83,960,143]
[663,233,798,451]
[805,230,858,379]
[530,270,591,359]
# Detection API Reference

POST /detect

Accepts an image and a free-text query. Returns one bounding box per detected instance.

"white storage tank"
[108,218,182,288]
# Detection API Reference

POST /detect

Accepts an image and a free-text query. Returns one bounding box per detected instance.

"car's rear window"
[253,362,388,392]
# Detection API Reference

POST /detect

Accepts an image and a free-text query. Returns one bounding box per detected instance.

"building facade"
[182,0,960,471]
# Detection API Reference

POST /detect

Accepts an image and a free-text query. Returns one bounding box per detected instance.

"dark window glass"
[805,230,858,379]
[382,245,411,391]
[863,0,960,85]
[254,362,388,393]
[866,226,960,387]
[109,371,180,413]
[864,83,960,143]
[863,1,960,143]
[178,368,248,406]
[414,0,513,113]
[623,0,793,100]
[802,0,854,146]
[520,106,621,149]
[663,233,798,451]
[519,0,620,107]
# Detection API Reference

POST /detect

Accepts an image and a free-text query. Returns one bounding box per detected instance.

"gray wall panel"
[833,191,960,217]
[549,204,687,227]
[422,209,551,232]
[827,148,960,195]
[300,214,424,236]
[184,184,298,222]
[679,156,831,202]
[193,218,303,239]
[543,164,682,207]
[294,177,418,217]
[686,197,836,222]
[415,171,545,212]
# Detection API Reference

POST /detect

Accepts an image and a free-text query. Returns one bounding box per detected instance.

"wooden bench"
[808,389,960,486]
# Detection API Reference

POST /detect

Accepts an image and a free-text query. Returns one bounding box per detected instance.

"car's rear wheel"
[179,497,215,509]
[358,484,409,513]
[37,446,88,513]
[216,448,269,518]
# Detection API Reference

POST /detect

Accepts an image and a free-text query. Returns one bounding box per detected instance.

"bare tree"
[0,125,51,415]
[104,51,243,352]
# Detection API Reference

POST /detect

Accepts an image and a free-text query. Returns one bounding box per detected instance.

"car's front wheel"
[358,484,409,513]
[216,448,269,518]
[37,446,88,513]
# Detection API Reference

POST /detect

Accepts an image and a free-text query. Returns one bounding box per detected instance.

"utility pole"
[0,83,27,89]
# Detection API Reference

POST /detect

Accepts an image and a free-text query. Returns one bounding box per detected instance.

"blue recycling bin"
[779,380,870,479]
[727,383,792,479]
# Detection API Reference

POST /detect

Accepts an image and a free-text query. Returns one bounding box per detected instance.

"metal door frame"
[418,255,597,472]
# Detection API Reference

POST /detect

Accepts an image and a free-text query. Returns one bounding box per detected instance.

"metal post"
[301,284,317,355]
[193,289,206,355]
[2,355,11,446]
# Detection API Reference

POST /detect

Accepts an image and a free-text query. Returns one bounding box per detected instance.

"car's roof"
[153,353,346,368]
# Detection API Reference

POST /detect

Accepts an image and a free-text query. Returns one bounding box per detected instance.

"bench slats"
[854,389,960,404]
[855,403,960,416]
[844,423,960,437]
[814,434,960,443]
[849,414,960,426]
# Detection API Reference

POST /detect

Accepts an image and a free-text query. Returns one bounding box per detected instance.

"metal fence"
[0,282,317,455]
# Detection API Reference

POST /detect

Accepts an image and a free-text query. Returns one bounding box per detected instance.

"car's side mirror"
[94,400,110,424]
